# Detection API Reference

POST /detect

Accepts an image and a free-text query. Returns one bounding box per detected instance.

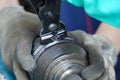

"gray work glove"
[68,30,117,80]
[0,6,41,80]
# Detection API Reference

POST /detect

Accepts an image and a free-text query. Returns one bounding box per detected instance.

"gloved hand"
[68,30,117,80]
[0,6,41,80]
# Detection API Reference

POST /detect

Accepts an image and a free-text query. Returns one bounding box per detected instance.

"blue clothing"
[0,54,15,80]
[63,0,120,29]
[60,2,120,80]
[60,1,100,33]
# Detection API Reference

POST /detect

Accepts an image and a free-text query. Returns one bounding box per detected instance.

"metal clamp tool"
[29,0,67,44]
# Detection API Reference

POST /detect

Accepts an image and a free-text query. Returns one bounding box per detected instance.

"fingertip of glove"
[81,65,104,80]
[17,53,37,72]
[22,59,37,72]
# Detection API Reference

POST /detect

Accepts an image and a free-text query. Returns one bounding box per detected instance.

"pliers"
[29,0,67,44]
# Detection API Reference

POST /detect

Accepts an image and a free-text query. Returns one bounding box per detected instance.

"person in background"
[0,0,120,80]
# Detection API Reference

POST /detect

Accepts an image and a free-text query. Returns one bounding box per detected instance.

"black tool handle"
[29,0,61,34]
